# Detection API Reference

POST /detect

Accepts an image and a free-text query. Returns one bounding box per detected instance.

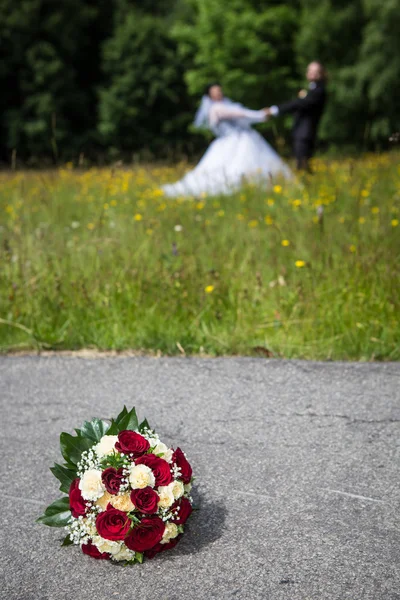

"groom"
[265,61,327,171]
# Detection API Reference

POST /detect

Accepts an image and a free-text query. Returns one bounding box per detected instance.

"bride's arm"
[209,103,266,125]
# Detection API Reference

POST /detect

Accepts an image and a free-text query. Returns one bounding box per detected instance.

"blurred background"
[1,0,399,165]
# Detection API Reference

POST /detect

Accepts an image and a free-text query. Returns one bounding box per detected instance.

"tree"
[354,0,400,142]
[295,0,400,147]
[0,0,112,160]
[98,7,192,157]
[172,0,299,109]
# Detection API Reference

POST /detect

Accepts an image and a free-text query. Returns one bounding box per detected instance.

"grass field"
[1,153,399,359]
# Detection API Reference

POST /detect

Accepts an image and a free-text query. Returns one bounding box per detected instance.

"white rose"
[79,469,105,501]
[129,464,155,489]
[112,545,135,562]
[94,435,118,457]
[92,536,121,555]
[160,522,179,544]
[157,485,175,509]
[154,442,173,463]
[168,480,184,500]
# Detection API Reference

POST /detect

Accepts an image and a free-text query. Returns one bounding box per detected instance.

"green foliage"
[295,0,400,145]
[172,0,298,107]
[354,0,400,141]
[98,7,191,156]
[0,0,112,160]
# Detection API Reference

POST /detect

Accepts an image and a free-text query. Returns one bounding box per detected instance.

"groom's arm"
[271,86,324,116]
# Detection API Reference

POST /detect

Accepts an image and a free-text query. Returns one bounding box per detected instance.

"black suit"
[278,81,326,170]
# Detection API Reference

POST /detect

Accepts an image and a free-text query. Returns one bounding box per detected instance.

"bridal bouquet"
[38,407,194,564]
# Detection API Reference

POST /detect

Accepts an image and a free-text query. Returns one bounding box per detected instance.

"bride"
[162,83,292,197]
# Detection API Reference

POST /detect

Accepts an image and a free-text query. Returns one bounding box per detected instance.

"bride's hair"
[205,82,222,96]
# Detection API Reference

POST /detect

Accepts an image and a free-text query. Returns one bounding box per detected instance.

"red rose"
[135,454,173,487]
[102,467,124,495]
[69,478,87,518]
[172,496,192,525]
[124,516,165,552]
[145,535,182,559]
[95,504,131,541]
[131,487,159,514]
[115,431,150,458]
[82,541,109,560]
[172,448,192,484]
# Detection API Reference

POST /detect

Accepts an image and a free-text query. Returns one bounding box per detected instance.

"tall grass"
[0,154,399,359]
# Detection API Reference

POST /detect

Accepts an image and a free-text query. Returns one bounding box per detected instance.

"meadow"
[0,153,399,360]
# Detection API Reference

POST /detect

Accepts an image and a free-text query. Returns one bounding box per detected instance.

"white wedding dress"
[162,98,292,197]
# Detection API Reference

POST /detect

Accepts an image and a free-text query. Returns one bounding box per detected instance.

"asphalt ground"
[1,357,399,600]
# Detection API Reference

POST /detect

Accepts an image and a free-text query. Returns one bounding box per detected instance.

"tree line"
[1,0,399,164]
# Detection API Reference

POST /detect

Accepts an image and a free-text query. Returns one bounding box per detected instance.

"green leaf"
[106,406,131,435]
[135,552,144,564]
[50,463,77,494]
[115,406,129,424]
[106,420,119,435]
[61,534,73,546]
[76,418,110,442]
[60,432,93,466]
[139,418,150,432]
[116,407,139,432]
[37,497,71,528]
